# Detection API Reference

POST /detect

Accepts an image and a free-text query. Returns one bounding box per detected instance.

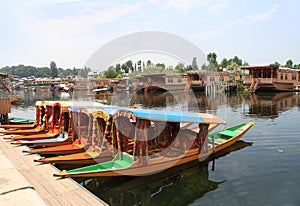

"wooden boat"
[24,107,96,155]
[54,109,252,178]
[8,117,35,124]
[5,101,67,140]
[25,105,128,155]
[14,106,73,147]
[34,107,114,164]
[16,133,73,147]
[1,101,53,136]
[34,106,210,165]
[0,101,43,130]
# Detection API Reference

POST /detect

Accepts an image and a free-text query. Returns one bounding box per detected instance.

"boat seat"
[218,130,239,137]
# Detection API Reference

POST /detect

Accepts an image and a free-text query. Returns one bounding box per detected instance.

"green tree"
[155,63,166,70]
[50,61,58,78]
[115,64,121,73]
[121,63,129,73]
[293,64,300,69]
[207,52,218,71]
[191,57,198,70]
[125,60,133,73]
[231,56,242,66]
[104,67,118,78]
[285,59,293,68]
[146,60,152,68]
[174,62,185,73]
[220,58,228,69]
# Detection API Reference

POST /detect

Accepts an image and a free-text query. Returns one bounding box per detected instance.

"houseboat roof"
[240,65,279,70]
[0,72,10,78]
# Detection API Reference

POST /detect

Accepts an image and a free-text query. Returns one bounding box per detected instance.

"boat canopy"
[113,108,226,124]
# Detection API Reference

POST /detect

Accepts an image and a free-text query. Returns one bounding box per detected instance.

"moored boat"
[14,106,73,147]
[0,101,44,130]
[5,101,68,140]
[8,117,35,124]
[1,101,52,136]
[54,109,252,178]
[24,106,99,155]
[34,107,114,164]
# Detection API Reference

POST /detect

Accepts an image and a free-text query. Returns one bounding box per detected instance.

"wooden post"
[0,98,11,125]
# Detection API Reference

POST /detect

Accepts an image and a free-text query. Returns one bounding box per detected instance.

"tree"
[293,64,300,69]
[191,57,198,70]
[50,61,58,78]
[146,60,152,68]
[125,60,133,72]
[231,56,242,66]
[104,67,118,78]
[155,63,166,70]
[121,63,129,73]
[220,58,228,69]
[207,52,218,71]
[174,62,185,73]
[285,59,293,68]
[115,64,121,73]
[243,61,250,66]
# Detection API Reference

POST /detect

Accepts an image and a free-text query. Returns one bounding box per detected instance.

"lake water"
[10,89,300,206]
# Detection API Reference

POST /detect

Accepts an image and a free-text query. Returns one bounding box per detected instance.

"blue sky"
[0,0,299,69]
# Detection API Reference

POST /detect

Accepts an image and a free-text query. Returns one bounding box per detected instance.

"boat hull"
[1,128,45,136]
[14,136,73,147]
[35,151,113,165]
[25,139,86,155]
[0,123,36,129]
[9,132,59,141]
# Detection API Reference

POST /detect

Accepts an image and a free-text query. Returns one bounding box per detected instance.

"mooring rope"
[0,186,35,195]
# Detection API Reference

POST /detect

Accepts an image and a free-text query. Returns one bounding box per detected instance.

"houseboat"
[133,73,187,92]
[240,65,300,92]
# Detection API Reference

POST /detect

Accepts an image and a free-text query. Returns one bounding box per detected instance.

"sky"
[0,0,299,69]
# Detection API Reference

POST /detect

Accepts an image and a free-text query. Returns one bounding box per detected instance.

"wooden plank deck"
[0,132,108,206]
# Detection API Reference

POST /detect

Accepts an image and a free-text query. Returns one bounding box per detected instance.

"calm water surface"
[10,89,300,206]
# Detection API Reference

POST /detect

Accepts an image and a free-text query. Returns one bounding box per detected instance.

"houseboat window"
[292,74,296,80]
[219,76,224,82]
[285,74,288,80]
[280,74,283,80]
[210,76,215,82]
[178,78,182,83]
[168,78,173,83]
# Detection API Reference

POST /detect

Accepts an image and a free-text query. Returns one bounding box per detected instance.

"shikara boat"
[1,101,54,136]
[54,109,254,178]
[34,106,214,165]
[8,117,35,124]
[25,105,126,155]
[14,106,73,147]
[0,101,44,130]
[5,101,68,140]
[24,107,98,155]
[34,108,114,164]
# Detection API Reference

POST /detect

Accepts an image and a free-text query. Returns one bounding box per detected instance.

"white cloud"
[166,0,211,13]
[207,0,228,15]
[244,4,280,23]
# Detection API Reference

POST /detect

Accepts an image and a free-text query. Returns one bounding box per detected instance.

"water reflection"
[75,140,252,206]
[11,88,300,120]
[11,88,70,108]
[245,92,300,118]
